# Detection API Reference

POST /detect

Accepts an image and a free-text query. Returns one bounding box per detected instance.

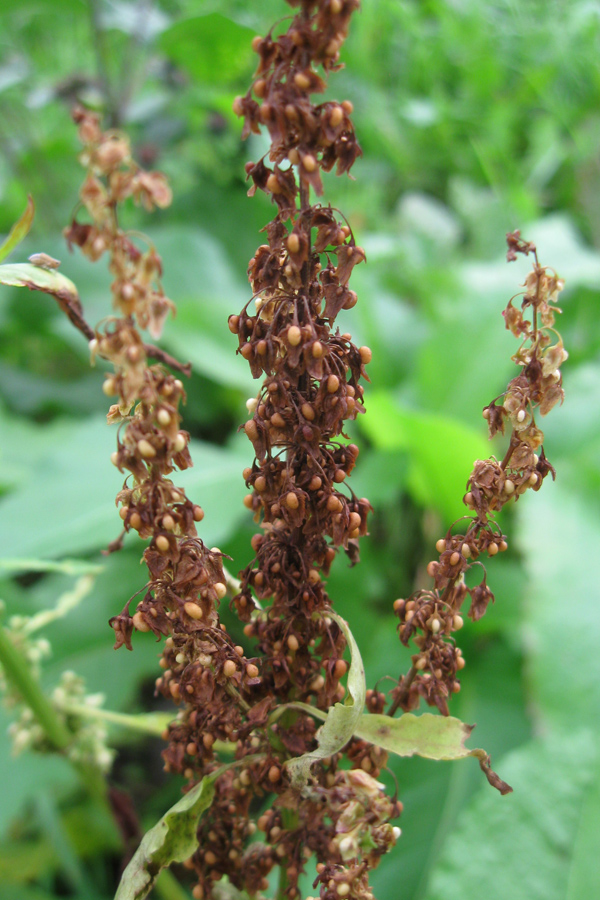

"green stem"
[0,624,71,751]
[0,623,110,811]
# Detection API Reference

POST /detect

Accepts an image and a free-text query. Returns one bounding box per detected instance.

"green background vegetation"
[1,0,600,898]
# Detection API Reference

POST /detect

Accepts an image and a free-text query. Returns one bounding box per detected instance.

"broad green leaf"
[359,391,489,522]
[159,14,255,86]
[285,610,366,789]
[355,712,511,793]
[0,263,79,306]
[518,481,600,729]
[425,730,599,900]
[116,763,231,900]
[0,196,34,263]
[0,416,248,559]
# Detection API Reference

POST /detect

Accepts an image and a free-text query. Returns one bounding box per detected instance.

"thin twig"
[51,292,192,375]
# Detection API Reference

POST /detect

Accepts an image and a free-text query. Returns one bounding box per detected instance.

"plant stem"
[0,624,71,751]
[388,665,417,717]
[0,624,110,809]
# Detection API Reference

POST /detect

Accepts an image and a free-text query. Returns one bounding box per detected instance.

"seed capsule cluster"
[67,108,265,818]
[390,234,566,717]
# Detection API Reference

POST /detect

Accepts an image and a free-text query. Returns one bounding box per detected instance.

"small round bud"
[245,420,259,441]
[173,432,187,453]
[268,765,281,783]
[119,506,129,521]
[223,660,237,677]
[133,612,150,632]
[449,551,461,567]
[461,543,472,558]
[302,153,317,172]
[348,511,362,531]
[246,663,259,678]
[499,540,508,552]
[287,234,301,254]
[453,615,464,630]
[243,493,254,509]
[529,472,538,486]
[312,341,325,358]
[393,598,404,612]
[287,634,300,651]
[193,505,205,521]
[457,656,466,670]
[342,100,354,113]
[253,78,266,97]
[465,491,474,507]
[435,538,446,553]
[214,582,227,600]
[301,402,315,420]
[162,514,175,530]
[517,409,526,423]
[504,479,515,495]
[157,409,171,427]
[426,560,438,577]
[266,173,280,194]
[359,346,372,364]
[286,492,299,510]
[294,72,311,90]
[287,325,302,346]
[155,535,170,553]
[129,512,141,530]
[137,439,156,458]
[228,314,240,333]
[184,601,203,620]
[246,397,258,413]
[488,541,499,556]
[309,475,322,490]
[329,104,343,126]
[334,659,348,678]
[334,469,346,483]
[102,377,116,396]
[430,618,441,634]
[288,148,300,165]
[415,656,427,670]
[327,374,340,393]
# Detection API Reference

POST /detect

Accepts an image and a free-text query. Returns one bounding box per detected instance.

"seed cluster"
[390,232,567,718]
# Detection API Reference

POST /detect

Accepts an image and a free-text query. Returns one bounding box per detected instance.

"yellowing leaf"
[0,196,35,263]
[115,767,221,900]
[0,262,79,306]
[285,611,366,790]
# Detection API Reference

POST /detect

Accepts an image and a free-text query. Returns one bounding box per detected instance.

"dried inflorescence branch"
[389,231,567,717]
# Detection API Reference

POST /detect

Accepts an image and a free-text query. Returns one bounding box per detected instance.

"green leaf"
[518,481,600,730]
[159,14,255,86]
[116,763,230,900]
[359,391,489,522]
[0,416,248,558]
[0,196,35,263]
[425,730,599,900]
[355,712,511,794]
[284,610,366,789]
[0,263,79,307]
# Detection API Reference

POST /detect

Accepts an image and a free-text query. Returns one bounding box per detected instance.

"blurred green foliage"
[1,1,600,898]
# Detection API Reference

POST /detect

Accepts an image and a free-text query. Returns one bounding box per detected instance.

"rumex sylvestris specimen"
[47,5,568,900]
